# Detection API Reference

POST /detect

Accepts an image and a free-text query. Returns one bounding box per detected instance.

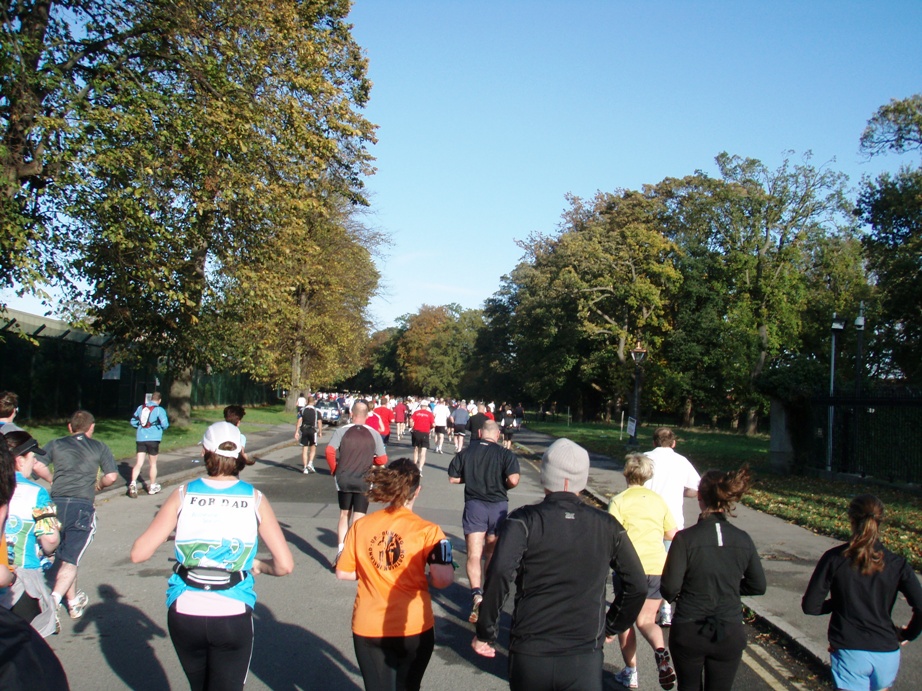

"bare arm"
[665,528,678,541]
[131,489,183,563]
[449,477,462,484]
[32,461,53,483]
[505,473,520,489]
[429,563,454,589]
[253,496,294,576]
[336,569,357,581]
[683,488,698,498]
[97,471,118,490]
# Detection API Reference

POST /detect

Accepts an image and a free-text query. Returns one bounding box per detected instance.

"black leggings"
[508,649,604,691]
[353,628,435,691]
[167,605,254,691]
[669,620,746,691]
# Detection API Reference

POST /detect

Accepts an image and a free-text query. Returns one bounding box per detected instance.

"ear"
[562,478,570,492]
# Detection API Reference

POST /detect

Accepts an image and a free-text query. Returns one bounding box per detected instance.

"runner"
[660,466,766,691]
[608,453,677,690]
[409,403,435,470]
[4,431,61,637]
[131,421,294,691]
[449,401,470,453]
[499,406,517,450]
[223,405,254,467]
[325,401,388,566]
[336,458,454,691]
[431,398,451,454]
[802,494,922,691]
[128,392,170,498]
[372,397,393,445]
[394,398,409,441]
[295,396,322,474]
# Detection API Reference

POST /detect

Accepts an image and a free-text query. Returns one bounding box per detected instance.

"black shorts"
[136,441,161,455]
[55,497,97,565]
[502,429,515,439]
[411,431,430,449]
[434,426,447,435]
[299,431,317,447]
[338,491,370,514]
[453,424,467,435]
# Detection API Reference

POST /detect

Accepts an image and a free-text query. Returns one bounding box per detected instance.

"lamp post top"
[630,342,647,364]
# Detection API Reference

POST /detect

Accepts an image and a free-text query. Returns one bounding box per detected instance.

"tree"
[58,1,376,423]
[860,94,922,157]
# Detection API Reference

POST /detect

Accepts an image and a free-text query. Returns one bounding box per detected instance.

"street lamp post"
[628,342,647,448]
[827,314,846,472]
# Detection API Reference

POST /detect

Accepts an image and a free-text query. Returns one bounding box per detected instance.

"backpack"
[135,404,157,428]
[300,406,318,434]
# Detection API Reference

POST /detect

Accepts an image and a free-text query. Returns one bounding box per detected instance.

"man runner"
[295,396,323,474]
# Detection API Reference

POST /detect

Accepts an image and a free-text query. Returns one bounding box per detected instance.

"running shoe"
[655,648,676,690]
[68,591,89,620]
[614,667,639,689]
[128,483,138,499]
[54,607,62,634]
[148,483,162,495]
[303,467,310,474]
[657,600,673,627]
[307,464,316,474]
[468,592,483,624]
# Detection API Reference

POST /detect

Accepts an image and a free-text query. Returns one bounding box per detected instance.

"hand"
[605,635,616,645]
[471,636,495,658]
[251,559,264,576]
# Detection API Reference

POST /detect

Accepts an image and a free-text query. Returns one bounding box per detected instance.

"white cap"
[202,421,243,458]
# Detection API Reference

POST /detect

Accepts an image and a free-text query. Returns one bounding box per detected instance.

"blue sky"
[4,1,920,330]
[349,0,922,329]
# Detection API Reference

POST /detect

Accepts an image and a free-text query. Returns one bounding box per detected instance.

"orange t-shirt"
[340,506,446,637]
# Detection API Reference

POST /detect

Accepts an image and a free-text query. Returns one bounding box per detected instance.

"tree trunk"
[681,397,693,427]
[746,407,759,436]
[168,366,193,427]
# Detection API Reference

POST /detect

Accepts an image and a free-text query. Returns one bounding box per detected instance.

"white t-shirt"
[432,404,450,426]
[643,446,700,530]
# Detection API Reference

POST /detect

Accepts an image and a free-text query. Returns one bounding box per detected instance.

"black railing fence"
[808,389,922,485]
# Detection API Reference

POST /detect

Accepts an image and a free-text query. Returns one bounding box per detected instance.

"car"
[316,400,342,426]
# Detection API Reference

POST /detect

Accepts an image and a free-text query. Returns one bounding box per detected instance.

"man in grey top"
[33,410,118,621]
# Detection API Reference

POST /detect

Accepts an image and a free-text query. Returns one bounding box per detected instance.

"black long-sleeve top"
[661,513,766,624]
[475,492,647,655]
[801,542,922,651]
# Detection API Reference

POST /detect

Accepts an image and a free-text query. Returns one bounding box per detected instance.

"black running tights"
[668,620,746,691]
[352,628,435,691]
[167,606,254,691]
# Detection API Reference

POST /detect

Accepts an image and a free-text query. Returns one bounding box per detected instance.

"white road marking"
[743,642,811,691]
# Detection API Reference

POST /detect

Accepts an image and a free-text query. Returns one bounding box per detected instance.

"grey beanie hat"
[541,438,589,493]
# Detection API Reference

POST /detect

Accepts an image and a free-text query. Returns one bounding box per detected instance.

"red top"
[410,408,435,434]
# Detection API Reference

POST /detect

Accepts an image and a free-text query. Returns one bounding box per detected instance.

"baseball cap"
[11,435,46,457]
[202,421,243,458]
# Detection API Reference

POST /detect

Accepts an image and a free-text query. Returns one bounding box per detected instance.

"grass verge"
[22,405,296,462]
[528,420,922,572]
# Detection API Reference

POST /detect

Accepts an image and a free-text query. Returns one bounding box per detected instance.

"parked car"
[316,400,342,426]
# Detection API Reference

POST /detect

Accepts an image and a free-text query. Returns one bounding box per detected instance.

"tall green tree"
[60,0,376,423]
[857,93,922,383]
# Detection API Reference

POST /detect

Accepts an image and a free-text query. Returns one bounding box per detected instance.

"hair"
[204,442,246,477]
[151,391,162,402]
[697,465,753,518]
[351,400,368,420]
[0,391,18,418]
[306,396,315,406]
[365,458,421,508]
[69,410,95,433]
[4,430,33,456]
[844,494,886,575]
[653,427,676,448]
[0,442,15,506]
[623,453,654,486]
[223,404,246,426]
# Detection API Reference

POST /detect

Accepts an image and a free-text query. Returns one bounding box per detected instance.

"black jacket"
[476,492,646,655]
[661,513,766,624]
[802,542,922,651]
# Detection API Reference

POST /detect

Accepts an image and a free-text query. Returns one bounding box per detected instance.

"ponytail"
[844,494,885,575]
[698,465,753,518]
[365,458,421,508]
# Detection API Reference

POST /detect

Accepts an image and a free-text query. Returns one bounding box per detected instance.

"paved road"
[41,422,833,690]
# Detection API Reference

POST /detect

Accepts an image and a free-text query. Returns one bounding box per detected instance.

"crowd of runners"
[0,387,919,691]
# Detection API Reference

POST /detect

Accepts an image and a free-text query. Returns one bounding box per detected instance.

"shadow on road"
[250,602,361,690]
[72,584,170,691]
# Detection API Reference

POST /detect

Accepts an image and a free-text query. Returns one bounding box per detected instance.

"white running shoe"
[148,483,162,495]
[128,483,138,498]
[615,666,639,689]
[303,467,310,474]
[68,591,89,620]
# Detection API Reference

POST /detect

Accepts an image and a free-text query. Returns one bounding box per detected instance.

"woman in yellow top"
[336,458,454,691]
[608,453,678,690]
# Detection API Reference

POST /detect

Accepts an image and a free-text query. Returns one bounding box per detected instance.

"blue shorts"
[830,648,900,691]
[462,500,507,536]
[54,497,97,566]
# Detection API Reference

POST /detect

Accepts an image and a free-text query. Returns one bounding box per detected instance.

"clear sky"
[348,0,922,329]
[3,1,921,329]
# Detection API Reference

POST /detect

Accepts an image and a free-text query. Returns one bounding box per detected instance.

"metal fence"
[807,390,922,485]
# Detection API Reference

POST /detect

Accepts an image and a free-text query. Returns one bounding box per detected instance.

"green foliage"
[860,93,922,157]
